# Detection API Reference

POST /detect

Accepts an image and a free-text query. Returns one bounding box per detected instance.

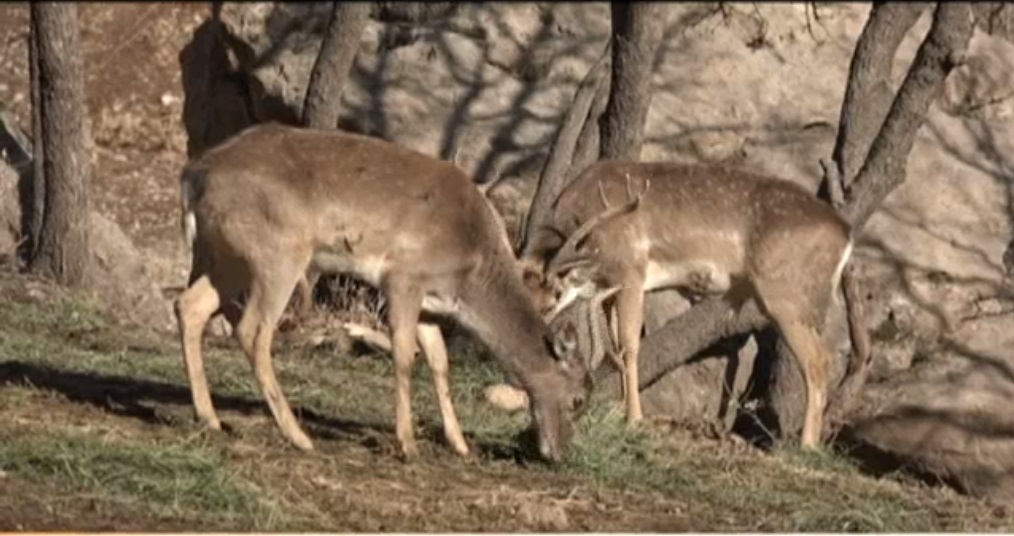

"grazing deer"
[517,160,853,449]
[174,122,593,463]
[485,284,621,413]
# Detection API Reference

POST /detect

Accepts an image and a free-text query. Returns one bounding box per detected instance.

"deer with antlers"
[514,159,853,449]
[174,122,594,463]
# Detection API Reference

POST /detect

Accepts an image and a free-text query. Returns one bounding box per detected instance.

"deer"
[174,122,594,463]
[511,159,854,449]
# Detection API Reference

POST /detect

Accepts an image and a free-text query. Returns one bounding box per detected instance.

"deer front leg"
[385,278,423,460]
[614,276,646,424]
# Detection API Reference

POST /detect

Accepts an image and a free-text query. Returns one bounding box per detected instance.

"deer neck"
[456,258,557,389]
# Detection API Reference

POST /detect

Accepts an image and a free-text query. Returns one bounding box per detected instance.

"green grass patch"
[0,433,281,529]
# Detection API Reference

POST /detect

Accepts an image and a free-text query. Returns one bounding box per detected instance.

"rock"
[0,158,21,256]
[850,313,1014,500]
[1,161,174,332]
[941,28,1014,121]
[83,211,176,332]
[484,384,528,413]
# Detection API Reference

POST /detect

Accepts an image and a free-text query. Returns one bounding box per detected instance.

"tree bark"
[27,12,43,260]
[302,1,372,129]
[519,44,610,257]
[28,3,90,286]
[635,1,975,431]
[599,3,664,161]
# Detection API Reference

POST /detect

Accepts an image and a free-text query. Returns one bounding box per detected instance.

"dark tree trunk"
[28,2,90,286]
[599,3,664,161]
[302,1,372,129]
[634,3,975,442]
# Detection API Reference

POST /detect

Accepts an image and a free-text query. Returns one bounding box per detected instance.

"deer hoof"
[290,432,316,452]
[399,440,420,461]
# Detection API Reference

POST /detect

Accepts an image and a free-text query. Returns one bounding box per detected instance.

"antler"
[544,175,650,277]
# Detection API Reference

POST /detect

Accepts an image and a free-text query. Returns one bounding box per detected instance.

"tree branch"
[830,3,930,186]
[519,43,611,257]
[842,2,974,229]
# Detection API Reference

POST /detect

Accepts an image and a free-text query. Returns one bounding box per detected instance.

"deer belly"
[310,249,387,287]
[643,260,732,295]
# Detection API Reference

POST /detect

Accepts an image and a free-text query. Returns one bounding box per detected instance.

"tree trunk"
[302,1,372,129]
[28,3,90,286]
[830,3,931,186]
[634,3,975,441]
[599,3,664,161]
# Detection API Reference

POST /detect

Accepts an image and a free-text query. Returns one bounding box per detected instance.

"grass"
[0,432,276,528]
[0,279,1010,531]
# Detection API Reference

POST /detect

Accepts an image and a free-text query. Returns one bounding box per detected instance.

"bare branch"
[822,264,873,438]
[518,43,611,256]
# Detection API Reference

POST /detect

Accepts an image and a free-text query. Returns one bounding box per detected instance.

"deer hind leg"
[417,322,469,456]
[384,277,424,459]
[175,274,223,430]
[614,275,647,424]
[235,254,315,452]
[757,294,832,450]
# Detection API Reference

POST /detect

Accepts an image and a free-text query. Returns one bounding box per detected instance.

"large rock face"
[180,2,1014,498]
